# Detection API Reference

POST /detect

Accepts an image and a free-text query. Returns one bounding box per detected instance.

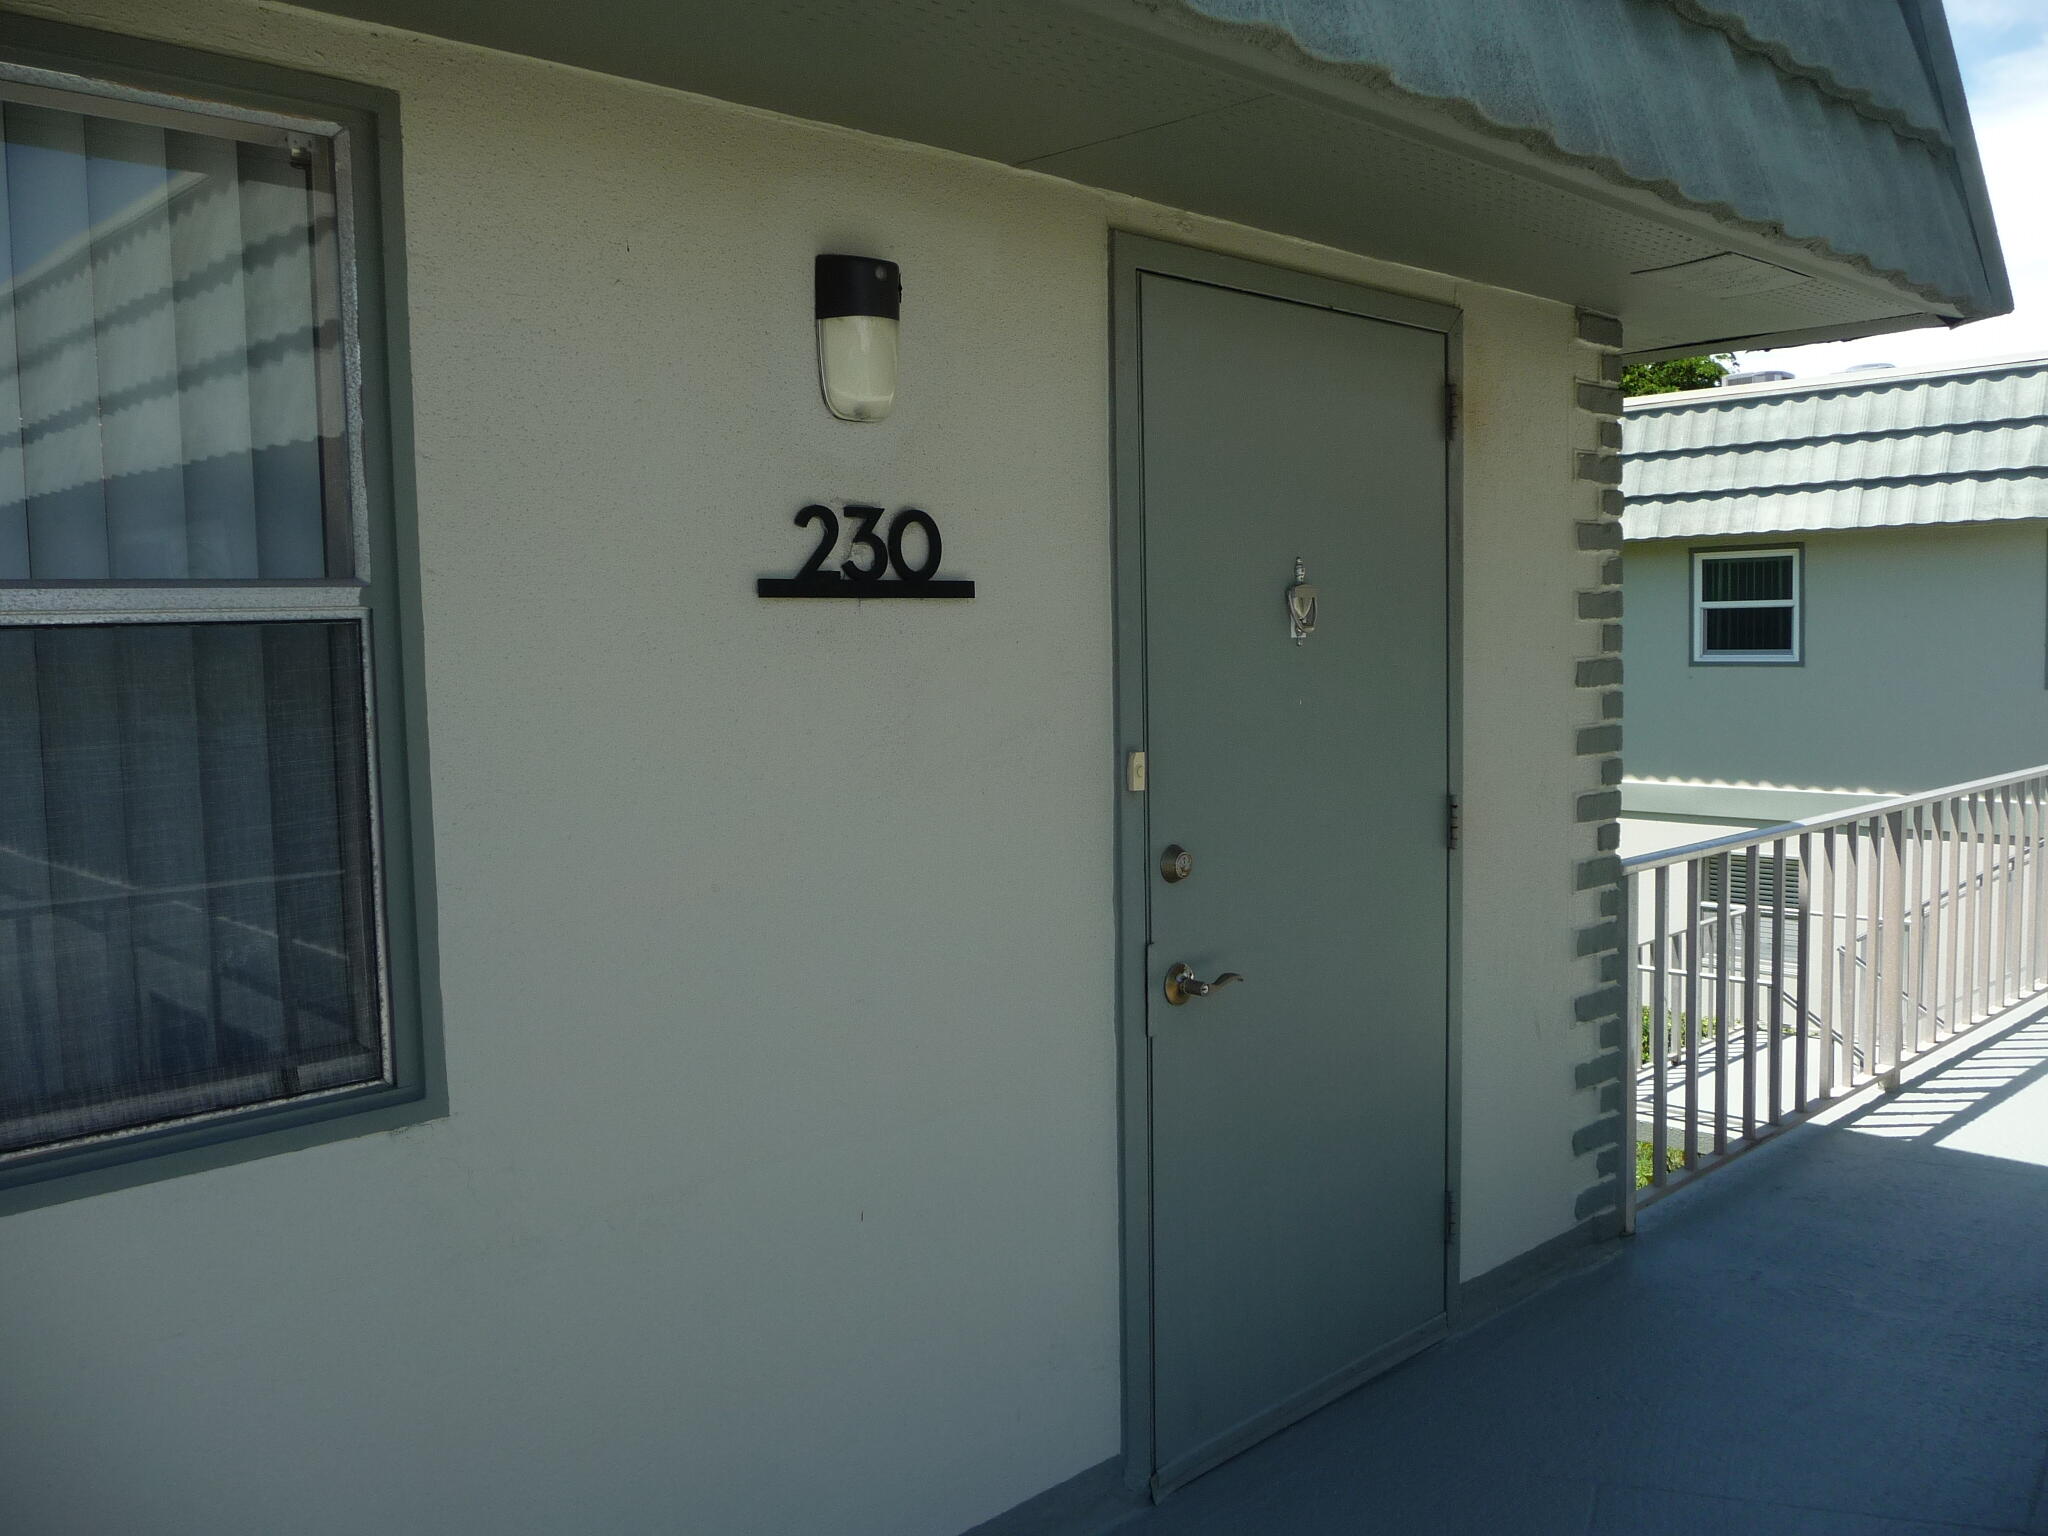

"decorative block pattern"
[1576,1050,1625,1088]
[1575,310,1625,349]
[1571,307,1630,1228]
[1576,451,1624,485]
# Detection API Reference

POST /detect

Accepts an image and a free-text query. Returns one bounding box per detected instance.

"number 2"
[794,504,838,579]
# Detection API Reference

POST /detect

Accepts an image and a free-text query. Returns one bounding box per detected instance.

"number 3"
[841,504,888,583]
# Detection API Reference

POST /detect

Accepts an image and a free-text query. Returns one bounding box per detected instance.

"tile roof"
[1622,355,2048,538]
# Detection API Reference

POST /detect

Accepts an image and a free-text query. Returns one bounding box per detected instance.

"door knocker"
[1286,557,1318,646]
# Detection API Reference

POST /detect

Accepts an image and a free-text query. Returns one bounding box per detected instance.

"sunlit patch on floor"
[1845,1013,2048,1169]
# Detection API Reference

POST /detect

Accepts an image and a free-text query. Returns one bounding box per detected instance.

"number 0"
[887,508,941,583]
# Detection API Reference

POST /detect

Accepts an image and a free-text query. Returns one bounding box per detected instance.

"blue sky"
[1737,1,2048,377]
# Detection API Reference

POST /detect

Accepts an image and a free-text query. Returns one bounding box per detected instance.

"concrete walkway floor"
[1117,1007,2048,1535]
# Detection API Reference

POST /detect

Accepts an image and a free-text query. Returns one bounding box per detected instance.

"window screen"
[0,70,393,1179]
[0,622,381,1152]
[1694,549,1800,662]
[0,96,344,580]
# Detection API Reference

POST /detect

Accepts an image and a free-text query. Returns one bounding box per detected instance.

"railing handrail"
[1621,762,2048,875]
[1624,760,2048,1217]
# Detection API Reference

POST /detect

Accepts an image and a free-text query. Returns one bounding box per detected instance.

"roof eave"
[1623,311,1957,365]
[1058,0,1996,344]
[1900,0,2014,321]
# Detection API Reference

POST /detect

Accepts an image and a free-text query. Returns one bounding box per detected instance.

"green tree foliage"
[1621,354,1736,396]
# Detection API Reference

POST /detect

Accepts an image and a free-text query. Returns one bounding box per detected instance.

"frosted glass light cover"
[818,314,898,422]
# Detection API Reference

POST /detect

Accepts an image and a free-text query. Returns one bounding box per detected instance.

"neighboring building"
[1622,356,2048,857]
[0,6,2009,1536]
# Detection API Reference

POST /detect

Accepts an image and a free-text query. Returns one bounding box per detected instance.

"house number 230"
[755,503,976,599]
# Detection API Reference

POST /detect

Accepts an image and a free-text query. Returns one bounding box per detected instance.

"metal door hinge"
[1444,383,1459,439]
[1444,1189,1458,1244]
[1446,794,1460,851]
[1127,750,1148,793]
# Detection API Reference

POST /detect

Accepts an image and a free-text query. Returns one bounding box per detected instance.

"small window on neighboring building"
[1693,548,1801,663]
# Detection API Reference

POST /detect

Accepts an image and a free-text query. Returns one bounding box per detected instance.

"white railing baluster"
[2034,777,2047,991]
[1899,806,1918,1063]
[1900,806,1916,1056]
[1944,796,1963,1040]
[1966,798,1982,1028]
[2007,784,2026,1005]
[1768,834,1787,1124]
[1650,865,1670,1186]
[2027,778,2043,992]
[2018,782,2035,998]
[1878,812,1903,1089]
[1851,823,1867,1089]
[1826,831,1843,1097]
[1796,830,1815,1108]
[1624,762,2048,1209]
[1685,859,1702,1169]
[1985,789,1998,1011]
[1742,843,1761,1139]
[1993,787,2010,1008]
[2032,778,2047,991]
[1714,852,1731,1155]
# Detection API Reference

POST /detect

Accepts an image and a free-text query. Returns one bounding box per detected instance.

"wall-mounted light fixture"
[815,254,901,422]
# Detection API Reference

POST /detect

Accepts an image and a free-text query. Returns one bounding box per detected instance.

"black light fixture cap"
[816,254,901,321]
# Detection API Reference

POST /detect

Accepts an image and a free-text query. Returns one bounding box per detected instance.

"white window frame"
[1691,546,1802,665]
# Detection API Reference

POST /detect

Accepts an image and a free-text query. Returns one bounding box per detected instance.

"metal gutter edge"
[1622,311,1950,365]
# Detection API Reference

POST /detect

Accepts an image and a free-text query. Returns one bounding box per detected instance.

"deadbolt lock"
[1160,844,1194,884]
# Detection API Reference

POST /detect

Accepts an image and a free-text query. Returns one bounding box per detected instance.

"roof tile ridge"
[1650,0,1952,150]
[1626,416,2048,458]
[1637,465,2048,502]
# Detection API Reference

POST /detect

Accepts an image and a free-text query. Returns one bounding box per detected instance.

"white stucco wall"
[0,4,1606,1534]
[1626,525,2048,799]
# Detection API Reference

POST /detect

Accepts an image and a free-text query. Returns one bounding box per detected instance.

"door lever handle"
[1164,963,1246,1006]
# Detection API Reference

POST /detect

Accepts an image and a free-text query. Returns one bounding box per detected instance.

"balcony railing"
[1622,764,2048,1213]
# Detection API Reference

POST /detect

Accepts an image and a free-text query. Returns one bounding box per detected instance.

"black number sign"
[757,504,974,599]
[841,504,889,584]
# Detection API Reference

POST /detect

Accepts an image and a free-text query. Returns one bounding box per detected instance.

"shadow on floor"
[1115,1010,2048,1535]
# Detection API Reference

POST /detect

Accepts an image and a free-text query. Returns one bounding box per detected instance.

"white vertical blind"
[0,98,336,580]
[0,622,381,1152]
[0,87,379,1164]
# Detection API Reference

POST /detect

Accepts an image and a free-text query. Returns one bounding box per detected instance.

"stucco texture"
[0,3,1605,1533]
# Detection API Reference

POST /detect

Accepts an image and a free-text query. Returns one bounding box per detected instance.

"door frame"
[1108,233,1468,1495]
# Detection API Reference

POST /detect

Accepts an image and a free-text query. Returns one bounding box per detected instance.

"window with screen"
[0,53,420,1193]
[1692,548,1800,663]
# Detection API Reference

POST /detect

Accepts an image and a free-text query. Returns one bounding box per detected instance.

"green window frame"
[0,18,439,1213]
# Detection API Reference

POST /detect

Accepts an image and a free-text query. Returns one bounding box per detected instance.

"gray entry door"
[1137,270,1451,1491]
